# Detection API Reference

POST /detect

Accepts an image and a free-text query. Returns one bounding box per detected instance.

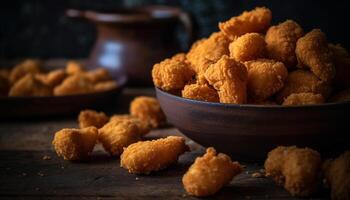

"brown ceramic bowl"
[156,87,350,161]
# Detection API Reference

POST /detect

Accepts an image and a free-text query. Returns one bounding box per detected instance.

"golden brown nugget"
[282,92,324,106]
[78,109,109,129]
[265,146,322,197]
[245,59,288,100]
[219,7,272,40]
[66,60,84,75]
[52,127,98,161]
[85,68,111,83]
[130,96,166,128]
[9,59,41,84]
[35,69,66,87]
[110,114,150,135]
[328,43,350,89]
[329,89,350,103]
[204,55,248,104]
[152,54,195,91]
[229,33,266,62]
[53,74,94,96]
[9,74,51,96]
[98,119,142,156]
[120,136,189,174]
[296,29,335,82]
[265,20,304,68]
[182,83,219,102]
[94,80,118,92]
[323,151,350,200]
[182,147,242,197]
[276,70,331,103]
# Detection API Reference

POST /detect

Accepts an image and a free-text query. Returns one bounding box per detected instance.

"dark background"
[1,0,350,59]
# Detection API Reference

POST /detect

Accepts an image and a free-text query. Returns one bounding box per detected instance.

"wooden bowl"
[156,88,350,161]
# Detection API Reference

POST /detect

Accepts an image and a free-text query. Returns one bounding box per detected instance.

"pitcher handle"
[178,11,194,50]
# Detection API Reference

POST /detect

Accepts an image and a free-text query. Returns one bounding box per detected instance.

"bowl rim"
[155,87,350,109]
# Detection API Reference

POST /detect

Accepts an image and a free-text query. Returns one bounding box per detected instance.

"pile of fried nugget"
[152,7,350,105]
[0,59,118,97]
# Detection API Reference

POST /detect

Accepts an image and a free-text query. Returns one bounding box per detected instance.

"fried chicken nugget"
[323,151,350,200]
[182,83,219,102]
[94,80,118,92]
[85,68,111,83]
[329,89,350,103]
[245,59,288,100]
[276,70,331,103]
[229,33,266,62]
[66,60,84,75]
[110,114,150,135]
[265,146,322,197]
[219,7,272,40]
[265,20,304,68]
[98,119,142,156]
[282,92,324,106]
[152,53,195,91]
[204,55,248,104]
[182,147,242,197]
[9,74,52,96]
[53,74,94,96]
[52,127,98,161]
[120,136,189,174]
[9,59,41,84]
[35,69,66,87]
[78,109,109,129]
[130,96,166,128]
[328,43,350,89]
[296,29,336,82]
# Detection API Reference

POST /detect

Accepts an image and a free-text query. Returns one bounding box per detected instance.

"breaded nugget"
[98,119,142,156]
[53,74,94,96]
[52,127,98,161]
[265,20,304,68]
[328,43,350,89]
[276,70,331,103]
[323,151,350,200]
[85,68,111,83]
[229,33,266,62]
[9,74,51,96]
[120,136,189,174]
[296,29,335,82]
[9,59,41,84]
[78,109,109,129]
[130,96,166,128]
[182,83,219,102]
[265,146,322,196]
[152,54,195,91]
[66,60,84,75]
[329,89,350,103]
[282,92,324,106]
[182,147,242,197]
[219,7,272,40]
[94,80,118,92]
[204,55,248,104]
[245,59,288,100]
[35,69,66,87]
[110,114,150,135]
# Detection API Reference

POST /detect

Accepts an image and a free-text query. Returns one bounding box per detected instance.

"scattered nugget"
[182,83,219,102]
[53,74,94,96]
[229,33,266,62]
[282,92,324,106]
[9,59,41,84]
[78,109,109,129]
[109,114,150,135]
[120,136,189,174]
[182,147,242,197]
[9,74,52,96]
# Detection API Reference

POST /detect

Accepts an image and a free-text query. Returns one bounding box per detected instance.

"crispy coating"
[98,119,142,156]
[182,83,219,102]
[9,74,52,96]
[265,146,321,196]
[66,60,84,75]
[328,43,350,89]
[120,136,189,174]
[282,92,324,106]
[9,59,41,84]
[182,147,242,197]
[152,53,195,91]
[35,69,66,87]
[229,33,266,62]
[245,59,288,100]
[94,80,118,92]
[130,96,166,128]
[78,109,109,129]
[323,151,350,200]
[265,20,304,68]
[296,29,335,82]
[204,55,248,104]
[276,70,331,103]
[219,7,272,40]
[84,68,111,83]
[110,114,150,135]
[329,89,350,103]
[52,127,98,160]
[53,74,94,96]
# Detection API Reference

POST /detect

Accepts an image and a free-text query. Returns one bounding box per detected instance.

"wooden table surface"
[0,88,329,200]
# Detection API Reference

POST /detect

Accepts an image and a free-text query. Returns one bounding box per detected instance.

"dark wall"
[1,0,350,59]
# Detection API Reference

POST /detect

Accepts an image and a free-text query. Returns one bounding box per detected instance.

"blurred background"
[1,0,350,59]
